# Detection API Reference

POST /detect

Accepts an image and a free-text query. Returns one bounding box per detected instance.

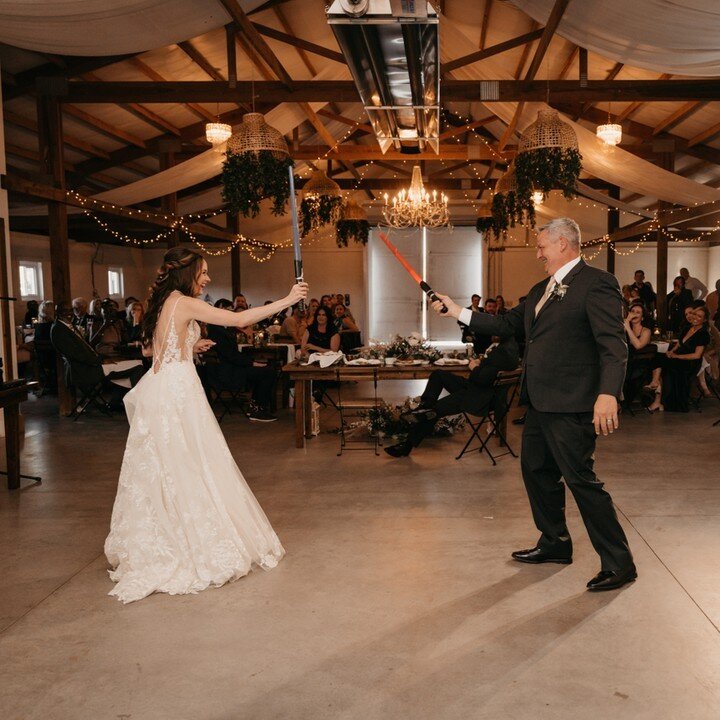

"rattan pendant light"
[300,169,343,237]
[519,109,579,152]
[302,169,342,199]
[227,112,289,158]
[336,199,369,247]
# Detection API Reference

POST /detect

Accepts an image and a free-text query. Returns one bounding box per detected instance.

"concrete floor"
[1,384,719,720]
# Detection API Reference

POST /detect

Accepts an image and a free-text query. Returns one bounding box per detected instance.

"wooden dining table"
[282,361,472,448]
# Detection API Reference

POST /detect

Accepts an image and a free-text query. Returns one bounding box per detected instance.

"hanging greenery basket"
[335,199,369,247]
[300,169,343,237]
[475,201,494,235]
[484,163,536,240]
[221,112,293,218]
[515,109,583,202]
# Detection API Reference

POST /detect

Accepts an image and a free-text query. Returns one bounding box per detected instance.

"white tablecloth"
[102,359,143,388]
[238,343,296,365]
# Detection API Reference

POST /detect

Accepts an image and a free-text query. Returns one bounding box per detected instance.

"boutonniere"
[550,282,569,301]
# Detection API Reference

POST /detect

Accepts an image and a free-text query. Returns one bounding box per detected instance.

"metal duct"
[327,0,440,154]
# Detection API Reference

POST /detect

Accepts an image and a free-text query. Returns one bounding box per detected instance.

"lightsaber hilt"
[293,259,305,313]
[420,281,448,314]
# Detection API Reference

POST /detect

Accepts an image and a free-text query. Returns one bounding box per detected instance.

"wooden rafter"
[523,0,571,81]
[557,45,578,80]
[687,119,720,148]
[652,101,706,136]
[62,104,147,148]
[251,21,345,65]
[442,28,545,74]
[219,0,293,87]
[479,0,493,50]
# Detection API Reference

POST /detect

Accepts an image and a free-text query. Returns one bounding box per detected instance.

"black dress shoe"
[384,441,412,458]
[586,566,637,591]
[400,408,437,425]
[511,546,572,565]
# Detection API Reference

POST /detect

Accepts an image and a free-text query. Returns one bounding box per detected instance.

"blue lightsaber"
[287,165,305,312]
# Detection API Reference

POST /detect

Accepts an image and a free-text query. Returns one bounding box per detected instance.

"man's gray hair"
[538,218,581,250]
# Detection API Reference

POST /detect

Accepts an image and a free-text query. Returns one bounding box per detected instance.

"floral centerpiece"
[383,332,441,362]
[360,397,465,441]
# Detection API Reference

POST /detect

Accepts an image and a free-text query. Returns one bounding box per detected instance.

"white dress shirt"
[458,255,583,326]
[684,275,708,300]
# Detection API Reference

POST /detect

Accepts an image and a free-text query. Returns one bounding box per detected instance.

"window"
[18,261,44,300]
[108,267,124,298]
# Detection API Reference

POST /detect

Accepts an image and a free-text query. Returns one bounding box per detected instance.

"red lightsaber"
[378,231,448,313]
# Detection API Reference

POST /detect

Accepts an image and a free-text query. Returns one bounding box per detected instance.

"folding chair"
[455,367,522,465]
[198,354,252,423]
[336,366,383,456]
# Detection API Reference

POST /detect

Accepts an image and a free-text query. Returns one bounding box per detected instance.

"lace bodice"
[153,294,200,371]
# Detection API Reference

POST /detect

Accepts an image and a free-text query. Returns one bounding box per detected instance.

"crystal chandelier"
[596,114,622,146]
[382,165,449,229]
[205,121,232,151]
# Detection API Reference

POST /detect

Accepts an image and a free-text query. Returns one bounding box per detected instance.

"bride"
[105,247,308,603]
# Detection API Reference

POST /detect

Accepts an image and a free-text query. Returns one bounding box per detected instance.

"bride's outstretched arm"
[179,283,309,328]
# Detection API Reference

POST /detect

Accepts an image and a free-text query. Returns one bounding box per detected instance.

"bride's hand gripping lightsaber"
[288,165,305,312]
[377,231,448,314]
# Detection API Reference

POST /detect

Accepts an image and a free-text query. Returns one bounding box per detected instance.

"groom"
[432,218,636,592]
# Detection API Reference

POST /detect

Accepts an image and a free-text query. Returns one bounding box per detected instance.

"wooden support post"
[159,138,182,247]
[226,24,237,88]
[655,141,675,331]
[607,184,619,275]
[228,212,241,298]
[36,81,73,414]
[0,223,15,381]
[579,47,588,87]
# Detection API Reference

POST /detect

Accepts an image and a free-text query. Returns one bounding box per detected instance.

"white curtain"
[0,0,265,56]
[511,0,720,77]
[443,19,720,207]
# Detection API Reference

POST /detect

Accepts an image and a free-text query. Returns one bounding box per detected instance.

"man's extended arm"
[464,302,525,341]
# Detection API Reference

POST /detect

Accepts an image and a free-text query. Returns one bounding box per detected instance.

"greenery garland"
[515,147,582,201]
[300,195,344,237]
[335,219,370,248]
[221,151,294,218]
[475,216,494,235]
[487,190,536,239]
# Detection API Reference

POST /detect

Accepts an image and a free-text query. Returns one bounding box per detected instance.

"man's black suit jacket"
[467,260,627,413]
[460,338,520,416]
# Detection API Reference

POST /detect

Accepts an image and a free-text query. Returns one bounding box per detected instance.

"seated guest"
[706,279,719,329]
[666,276,693,334]
[496,295,508,314]
[124,296,139,309]
[302,307,340,354]
[306,297,320,323]
[472,297,498,355]
[86,298,104,340]
[698,321,720,397]
[34,301,57,391]
[302,306,341,404]
[630,269,656,311]
[646,305,710,412]
[89,300,128,359]
[233,294,249,311]
[205,306,278,422]
[71,297,90,336]
[458,294,482,344]
[50,303,144,397]
[622,300,654,408]
[333,303,360,333]
[24,300,39,326]
[281,304,307,344]
[319,294,334,314]
[125,301,145,345]
[385,335,521,457]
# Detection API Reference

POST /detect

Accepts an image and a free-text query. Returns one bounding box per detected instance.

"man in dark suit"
[432,218,636,592]
[384,336,520,457]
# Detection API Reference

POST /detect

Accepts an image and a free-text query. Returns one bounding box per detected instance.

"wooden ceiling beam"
[557,45,578,80]
[127,57,217,122]
[292,145,509,161]
[523,0,571,81]
[60,79,720,104]
[62,104,147,148]
[177,41,225,82]
[439,115,496,140]
[442,28,545,74]
[251,20,345,65]
[687,119,720,148]
[316,109,373,135]
[479,0,493,51]
[219,0,294,87]
[652,101,706,136]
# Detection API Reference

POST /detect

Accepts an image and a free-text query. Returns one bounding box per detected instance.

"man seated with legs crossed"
[385,334,520,457]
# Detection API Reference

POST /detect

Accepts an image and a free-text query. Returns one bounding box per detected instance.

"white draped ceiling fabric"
[511,0,720,77]
[0,0,266,56]
[443,19,720,207]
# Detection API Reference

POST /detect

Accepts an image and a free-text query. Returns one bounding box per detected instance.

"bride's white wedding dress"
[105,294,284,603]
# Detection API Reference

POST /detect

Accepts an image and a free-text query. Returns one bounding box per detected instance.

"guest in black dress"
[666,276,694,335]
[24,300,39,326]
[622,301,654,408]
[301,307,340,403]
[647,305,710,412]
[125,301,145,345]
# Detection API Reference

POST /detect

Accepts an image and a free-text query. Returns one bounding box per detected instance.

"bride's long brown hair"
[141,247,204,346]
